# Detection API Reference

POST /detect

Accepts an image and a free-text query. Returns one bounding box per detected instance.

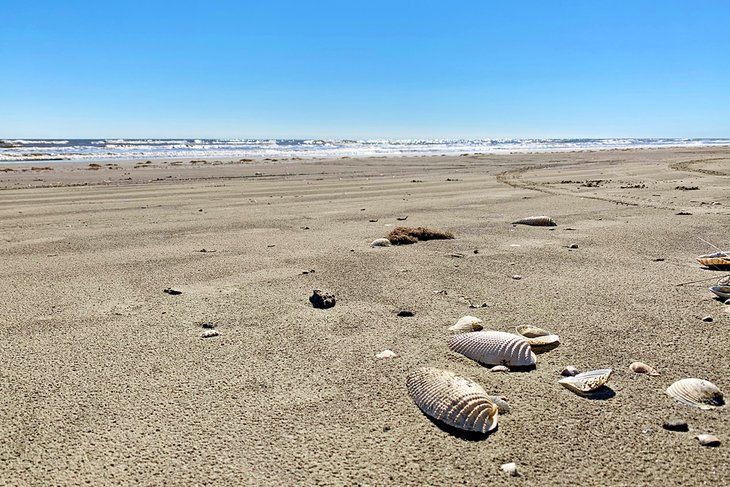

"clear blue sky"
[1,1,728,139]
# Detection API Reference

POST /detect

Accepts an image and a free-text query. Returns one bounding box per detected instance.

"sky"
[1,1,729,139]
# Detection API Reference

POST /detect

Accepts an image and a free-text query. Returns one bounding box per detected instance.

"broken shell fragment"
[709,286,730,300]
[500,463,519,477]
[559,369,613,395]
[629,361,660,376]
[490,365,510,373]
[406,367,498,434]
[666,378,725,410]
[449,316,484,332]
[511,216,557,227]
[448,331,537,368]
[376,349,397,359]
[515,325,560,352]
[370,238,392,248]
[488,395,511,414]
[560,366,580,377]
[696,434,721,447]
[514,325,550,338]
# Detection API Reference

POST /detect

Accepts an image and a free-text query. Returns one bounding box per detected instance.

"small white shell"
[511,216,557,226]
[370,238,392,247]
[515,325,550,338]
[201,330,219,338]
[449,316,484,332]
[666,378,725,410]
[696,434,721,447]
[559,369,613,394]
[375,349,397,359]
[500,463,519,476]
[629,361,659,376]
[490,365,510,373]
[406,367,498,433]
[448,331,537,368]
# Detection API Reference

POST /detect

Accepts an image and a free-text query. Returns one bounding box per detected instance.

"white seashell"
[448,316,484,332]
[515,325,550,338]
[718,275,730,287]
[629,361,659,376]
[448,331,536,368]
[559,369,612,394]
[406,367,498,433]
[490,365,510,373]
[201,330,219,338]
[560,366,580,377]
[695,434,721,447]
[511,216,557,226]
[370,238,392,247]
[666,378,725,410]
[524,334,560,349]
[709,286,730,300]
[375,349,397,359]
[500,462,519,477]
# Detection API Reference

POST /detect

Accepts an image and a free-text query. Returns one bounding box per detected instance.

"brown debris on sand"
[386,226,454,245]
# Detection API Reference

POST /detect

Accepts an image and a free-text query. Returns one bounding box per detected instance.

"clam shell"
[375,349,397,359]
[696,434,721,447]
[524,334,560,349]
[511,216,557,227]
[406,367,498,433]
[449,316,484,332]
[370,238,392,247]
[559,368,612,394]
[448,331,536,368]
[515,325,550,338]
[629,361,659,376]
[697,251,730,267]
[709,286,730,300]
[666,378,725,410]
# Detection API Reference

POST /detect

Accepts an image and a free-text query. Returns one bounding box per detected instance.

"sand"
[1,148,728,485]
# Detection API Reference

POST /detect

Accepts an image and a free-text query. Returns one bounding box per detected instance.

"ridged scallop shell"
[370,238,392,247]
[629,361,659,376]
[709,286,730,300]
[511,216,557,227]
[448,331,536,368]
[449,316,484,332]
[697,251,730,267]
[559,369,612,394]
[406,367,498,433]
[666,378,725,410]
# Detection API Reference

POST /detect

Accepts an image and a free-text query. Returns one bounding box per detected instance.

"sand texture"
[1,148,729,485]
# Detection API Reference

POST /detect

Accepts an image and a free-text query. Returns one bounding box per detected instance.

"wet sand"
[1,148,728,485]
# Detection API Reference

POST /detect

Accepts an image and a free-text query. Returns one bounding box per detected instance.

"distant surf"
[1,138,728,162]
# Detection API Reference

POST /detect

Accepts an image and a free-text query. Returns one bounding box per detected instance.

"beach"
[1,147,728,485]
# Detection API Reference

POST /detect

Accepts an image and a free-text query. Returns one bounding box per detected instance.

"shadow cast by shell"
[424,414,498,441]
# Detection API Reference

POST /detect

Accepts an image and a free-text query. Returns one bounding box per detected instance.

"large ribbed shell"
[406,367,498,433]
[697,252,730,267]
[666,378,725,410]
[559,369,613,394]
[448,331,536,368]
[511,216,557,227]
[449,316,484,332]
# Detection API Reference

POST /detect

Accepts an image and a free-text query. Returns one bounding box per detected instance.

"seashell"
[697,251,730,268]
[718,275,730,287]
[449,331,536,368]
[500,463,519,477]
[488,395,511,414]
[490,365,510,373]
[701,315,713,322]
[629,361,660,376]
[709,286,730,300]
[406,367,498,433]
[449,316,484,332]
[515,325,550,338]
[370,238,392,248]
[559,369,612,394]
[201,330,219,338]
[375,349,397,359]
[695,434,721,447]
[666,378,725,410]
[511,216,557,227]
[524,334,560,351]
[560,366,580,377]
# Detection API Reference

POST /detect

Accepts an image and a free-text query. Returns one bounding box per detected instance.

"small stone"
[560,366,579,377]
[375,349,397,359]
[662,417,689,432]
[163,288,182,295]
[568,243,578,249]
[500,462,519,477]
[696,434,721,447]
[309,290,336,309]
[512,275,522,280]
[200,321,217,329]
[397,310,415,317]
[201,330,219,338]
[702,315,713,322]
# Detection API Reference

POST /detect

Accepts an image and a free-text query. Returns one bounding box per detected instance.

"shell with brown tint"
[406,367,498,433]
[515,325,560,352]
[697,251,730,268]
[370,238,392,248]
[511,216,557,227]
[558,369,613,394]
[666,378,725,410]
[448,331,536,368]
[449,316,484,332]
[629,361,659,376]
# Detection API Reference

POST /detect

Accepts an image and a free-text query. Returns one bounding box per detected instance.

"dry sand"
[1,148,728,485]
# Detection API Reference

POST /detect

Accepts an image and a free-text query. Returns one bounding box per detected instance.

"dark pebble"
[397,310,415,317]
[163,288,182,295]
[663,417,689,432]
[310,290,336,309]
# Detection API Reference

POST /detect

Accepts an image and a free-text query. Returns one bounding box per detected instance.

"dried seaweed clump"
[386,226,454,245]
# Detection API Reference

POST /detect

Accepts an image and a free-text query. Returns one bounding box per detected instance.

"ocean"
[1,138,728,163]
